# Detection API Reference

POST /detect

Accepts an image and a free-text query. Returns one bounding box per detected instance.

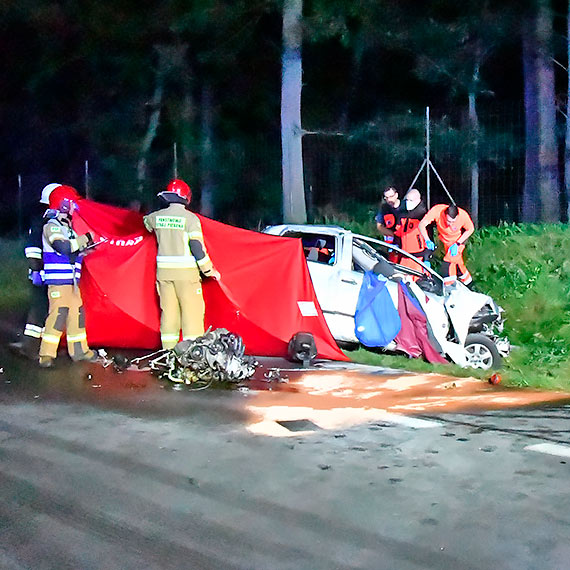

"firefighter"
[394,188,430,274]
[10,183,61,358]
[143,179,221,349]
[375,186,401,262]
[38,191,98,367]
[419,203,475,286]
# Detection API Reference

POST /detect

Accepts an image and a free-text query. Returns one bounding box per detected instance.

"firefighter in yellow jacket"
[144,179,221,349]
[39,192,98,368]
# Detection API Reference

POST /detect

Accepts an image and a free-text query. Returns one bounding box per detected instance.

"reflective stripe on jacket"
[396,217,426,253]
[143,204,215,281]
[42,219,82,286]
[25,216,46,278]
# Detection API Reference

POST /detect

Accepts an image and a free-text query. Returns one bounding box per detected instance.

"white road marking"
[246,405,441,436]
[525,443,570,458]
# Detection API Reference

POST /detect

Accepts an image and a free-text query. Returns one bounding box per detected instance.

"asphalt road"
[1,348,569,570]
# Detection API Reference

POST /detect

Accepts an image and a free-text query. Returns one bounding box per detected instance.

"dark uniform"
[16,214,49,358]
[375,202,400,262]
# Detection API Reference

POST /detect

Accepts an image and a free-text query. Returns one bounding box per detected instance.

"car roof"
[263,224,349,236]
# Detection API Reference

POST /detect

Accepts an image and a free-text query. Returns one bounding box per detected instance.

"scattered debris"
[100,329,258,390]
[152,329,258,387]
[112,354,130,373]
[277,419,321,432]
[262,368,289,383]
[488,373,502,385]
[443,382,457,389]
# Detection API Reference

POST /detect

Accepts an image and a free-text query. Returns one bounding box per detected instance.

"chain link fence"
[1,102,525,237]
[303,101,525,227]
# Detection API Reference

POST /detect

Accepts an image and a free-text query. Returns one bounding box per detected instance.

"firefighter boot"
[38,356,55,368]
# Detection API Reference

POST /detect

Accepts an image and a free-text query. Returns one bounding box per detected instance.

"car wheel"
[464,334,502,370]
[336,340,360,352]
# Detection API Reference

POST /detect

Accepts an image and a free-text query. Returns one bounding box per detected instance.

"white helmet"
[40,183,62,205]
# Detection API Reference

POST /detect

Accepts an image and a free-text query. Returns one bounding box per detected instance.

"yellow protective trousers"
[157,279,205,349]
[39,285,92,360]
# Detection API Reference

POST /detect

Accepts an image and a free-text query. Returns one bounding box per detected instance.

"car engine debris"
[106,328,258,390]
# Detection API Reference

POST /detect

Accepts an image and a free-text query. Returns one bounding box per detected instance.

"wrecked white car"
[263,224,510,370]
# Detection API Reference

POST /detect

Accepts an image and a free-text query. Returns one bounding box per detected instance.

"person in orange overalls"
[418,203,475,286]
[394,188,430,275]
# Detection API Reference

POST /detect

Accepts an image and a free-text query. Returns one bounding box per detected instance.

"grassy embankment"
[1,224,569,389]
[0,238,29,314]
[342,221,570,390]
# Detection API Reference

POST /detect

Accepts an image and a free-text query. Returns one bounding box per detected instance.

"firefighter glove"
[449,243,459,256]
[30,271,43,287]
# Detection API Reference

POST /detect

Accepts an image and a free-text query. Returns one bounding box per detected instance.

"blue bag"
[354,272,401,347]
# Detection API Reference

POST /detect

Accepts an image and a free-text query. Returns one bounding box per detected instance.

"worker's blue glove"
[30,271,43,287]
[449,243,459,257]
[425,239,436,251]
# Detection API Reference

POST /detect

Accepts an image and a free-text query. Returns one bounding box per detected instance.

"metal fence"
[1,101,526,237]
[303,101,525,226]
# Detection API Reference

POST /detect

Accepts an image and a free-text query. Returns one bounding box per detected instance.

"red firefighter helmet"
[49,185,82,209]
[165,179,191,201]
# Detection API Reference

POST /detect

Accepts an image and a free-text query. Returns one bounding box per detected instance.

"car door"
[279,229,340,312]
[333,232,364,323]
[281,229,361,342]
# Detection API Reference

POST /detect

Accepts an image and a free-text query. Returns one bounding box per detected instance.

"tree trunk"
[137,80,163,195]
[281,0,306,223]
[137,46,172,195]
[468,69,480,227]
[522,24,540,222]
[328,34,365,207]
[179,58,196,187]
[566,0,570,222]
[200,84,215,218]
[535,0,560,222]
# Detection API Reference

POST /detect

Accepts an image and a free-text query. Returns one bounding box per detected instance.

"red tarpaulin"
[72,200,347,361]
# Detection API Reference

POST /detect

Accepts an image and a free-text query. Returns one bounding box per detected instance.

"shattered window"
[282,232,336,265]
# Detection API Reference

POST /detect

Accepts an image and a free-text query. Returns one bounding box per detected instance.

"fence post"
[85,160,90,199]
[426,107,431,209]
[17,174,23,238]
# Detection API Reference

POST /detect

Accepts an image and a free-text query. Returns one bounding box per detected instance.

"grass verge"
[340,222,570,391]
[0,239,30,313]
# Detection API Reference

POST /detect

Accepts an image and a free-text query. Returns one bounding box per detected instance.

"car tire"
[464,333,502,370]
[336,341,360,352]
